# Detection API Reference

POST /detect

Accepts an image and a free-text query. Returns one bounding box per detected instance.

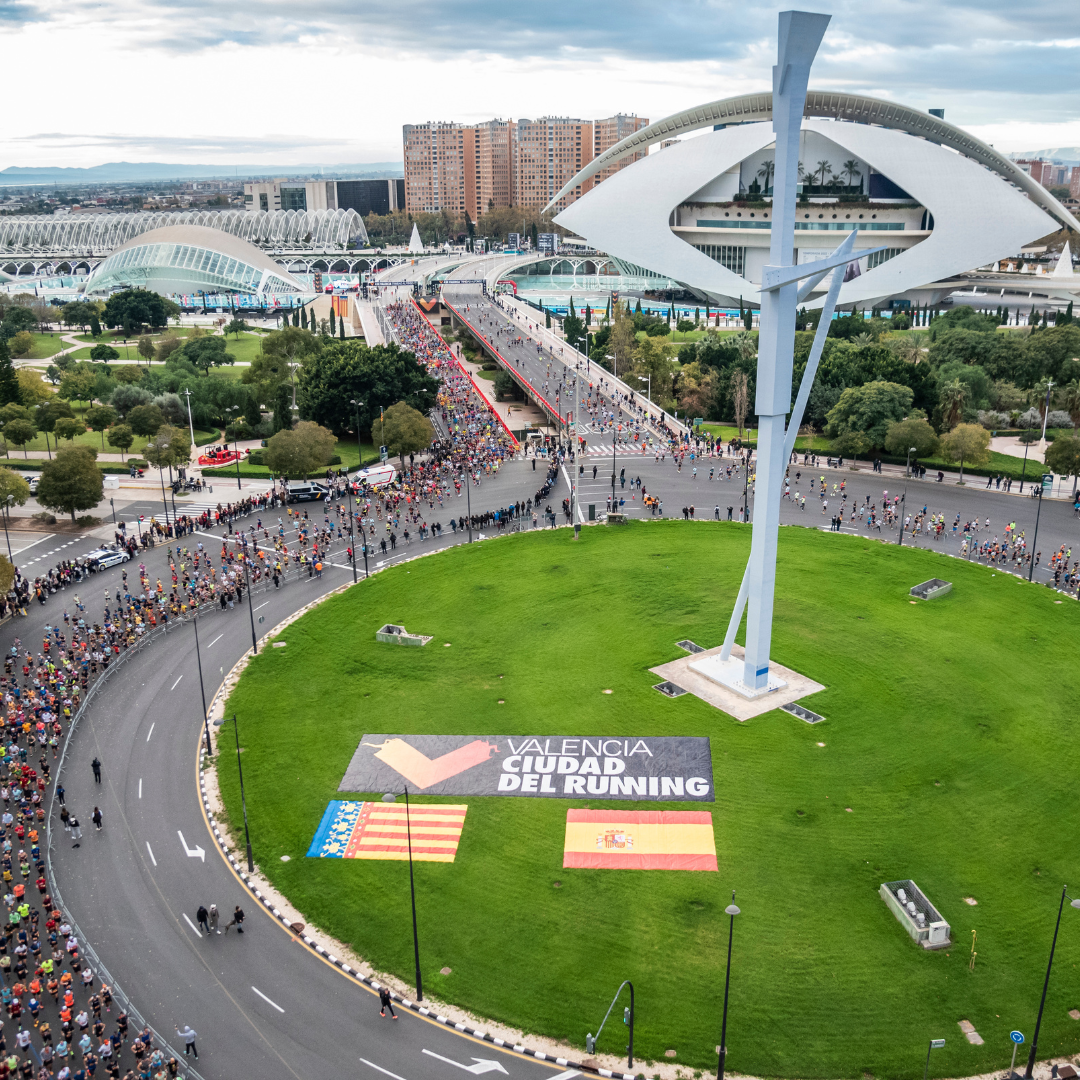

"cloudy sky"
[3,0,1079,169]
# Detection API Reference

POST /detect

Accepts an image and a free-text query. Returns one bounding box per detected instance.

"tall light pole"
[461,468,473,543]
[1028,486,1044,582]
[717,892,740,1080]
[226,405,242,490]
[240,551,258,654]
[905,445,917,479]
[350,399,363,472]
[1,495,12,562]
[1025,886,1080,1078]
[182,387,196,453]
[193,613,211,756]
[213,715,254,873]
[404,786,423,1001]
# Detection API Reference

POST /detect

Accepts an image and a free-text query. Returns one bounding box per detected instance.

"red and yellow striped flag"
[562,809,717,871]
[308,801,467,862]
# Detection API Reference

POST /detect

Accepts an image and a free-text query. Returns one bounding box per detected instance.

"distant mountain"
[1007,148,1080,165]
[0,161,404,186]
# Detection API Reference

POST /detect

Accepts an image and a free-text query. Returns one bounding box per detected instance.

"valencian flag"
[562,809,717,871]
[307,801,468,862]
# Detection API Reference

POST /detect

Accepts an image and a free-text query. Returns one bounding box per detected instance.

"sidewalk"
[450,343,550,434]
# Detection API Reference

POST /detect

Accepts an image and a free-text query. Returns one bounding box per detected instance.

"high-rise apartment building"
[403,112,648,216]
[1070,166,1080,200]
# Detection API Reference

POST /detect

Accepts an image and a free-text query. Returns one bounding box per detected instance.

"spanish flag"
[562,809,717,871]
[307,801,468,862]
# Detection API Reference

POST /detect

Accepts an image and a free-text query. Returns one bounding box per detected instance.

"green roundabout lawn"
[220,523,1080,1079]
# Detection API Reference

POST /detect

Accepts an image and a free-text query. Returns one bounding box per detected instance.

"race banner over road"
[339,734,714,802]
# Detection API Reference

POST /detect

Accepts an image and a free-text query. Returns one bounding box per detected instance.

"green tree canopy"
[90,344,119,363]
[241,326,319,405]
[58,369,98,404]
[4,419,36,458]
[127,403,165,437]
[223,318,248,339]
[1045,433,1080,494]
[263,420,336,479]
[109,384,152,418]
[0,467,31,508]
[884,417,940,460]
[0,340,21,408]
[825,381,914,447]
[374,401,434,468]
[85,405,117,449]
[60,300,98,331]
[939,422,990,484]
[8,332,33,359]
[102,288,170,334]
[36,445,103,522]
[142,423,191,471]
[53,418,85,443]
[296,341,438,436]
[180,335,233,375]
[106,423,134,459]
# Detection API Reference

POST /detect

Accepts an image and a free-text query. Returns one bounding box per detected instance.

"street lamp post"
[1019,422,1033,493]
[1028,486,1044,583]
[213,715,254,873]
[109,497,116,525]
[462,468,473,543]
[226,406,242,490]
[906,445,918,479]
[239,549,258,654]
[193,614,211,756]
[403,786,423,1002]
[1,495,12,562]
[182,388,196,453]
[350,399,363,472]
[1025,886,1080,1078]
[716,892,741,1080]
[897,490,908,546]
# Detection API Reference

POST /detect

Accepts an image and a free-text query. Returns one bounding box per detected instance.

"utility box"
[881,880,950,949]
[375,624,432,647]
[588,504,595,521]
[910,579,952,601]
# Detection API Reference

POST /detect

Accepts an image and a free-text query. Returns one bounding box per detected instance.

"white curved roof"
[85,223,306,296]
[0,207,367,254]
[545,89,1080,235]
[554,120,1057,309]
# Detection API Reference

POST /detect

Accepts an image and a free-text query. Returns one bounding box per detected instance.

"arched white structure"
[0,208,367,255]
[546,89,1080,235]
[555,119,1058,308]
[85,224,306,297]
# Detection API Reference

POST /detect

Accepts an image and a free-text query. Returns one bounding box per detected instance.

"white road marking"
[177,830,205,861]
[170,675,183,690]
[422,1050,508,1075]
[182,913,200,935]
[146,723,154,742]
[145,842,156,866]
[138,778,142,799]
[252,986,285,1013]
[253,601,269,612]
[207,634,223,648]
[360,1061,409,1080]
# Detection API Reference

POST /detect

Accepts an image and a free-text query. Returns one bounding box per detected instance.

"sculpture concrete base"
[650,644,824,722]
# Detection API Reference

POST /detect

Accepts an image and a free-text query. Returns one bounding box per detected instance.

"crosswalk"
[581,444,654,457]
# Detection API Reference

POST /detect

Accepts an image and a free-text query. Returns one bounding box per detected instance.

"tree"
[272,383,293,434]
[223,319,248,339]
[841,158,862,188]
[0,340,20,407]
[60,300,97,331]
[90,344,119,363]
[1045,433,1080,495]
[375,401,434,468]
[4,419,35,458]
[155,333,184,365]
[1062,380,1080,429]
[136,336,155,365]
[106,423,134,460]
[142,423,191,474]
[295,341,438,437]
[109,384,153,418]
[0,467,31,512]
[85,405,117,449]
[884,417,940,460]
[53,418,85,443]
[127,404,165,438]
[830,430,869,466]
[730,369,750,436]
[242,326,319,405]
[102,288,170,334]
[36,445,103,523]
[58,369,97,404]
[329,308,336,337]
[825,381,914,447]
[940,422,990,485]
[35,400,74,460]
[113,364,144,386]
[8,332,33,359]
[263,420,336,479]
[604,302,635,376]
[181,335,233,375]
[938,378,967,430]
[88,313,102,339]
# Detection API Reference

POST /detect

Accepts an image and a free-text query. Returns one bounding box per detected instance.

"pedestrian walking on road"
[91,807,102,831]
[224,905,245,934]
[59,807,70,835]
[90,758,101,783]
[196,906,209,935]
[379,987,397,1019]
[55,784,65,807]
[69,817,81,848]
[208,904,220,934]
[175,1025,198,1059]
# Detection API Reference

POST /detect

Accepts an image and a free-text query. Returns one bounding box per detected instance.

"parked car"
[84,546,131,570]
[286,481,328,503]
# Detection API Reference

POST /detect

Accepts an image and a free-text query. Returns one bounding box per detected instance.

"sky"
[3,0,1079,170]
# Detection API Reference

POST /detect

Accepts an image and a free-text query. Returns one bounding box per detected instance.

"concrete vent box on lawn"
[910,579,952,600]
[881,880,951,949]
[375,624,432,647]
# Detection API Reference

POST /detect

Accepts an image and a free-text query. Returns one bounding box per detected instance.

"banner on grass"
[339,734,714,801]
[307,800,468,862]
[562,809,717,871]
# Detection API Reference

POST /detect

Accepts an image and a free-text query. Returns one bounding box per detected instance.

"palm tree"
[757,160,775,194]
[940,379,967,429]
[841,158,862,190]
[852,332,875,347]
[815,160,833,186]
[1063,379,1080,429]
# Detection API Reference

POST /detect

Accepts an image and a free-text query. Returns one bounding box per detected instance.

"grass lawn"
[221,523,1080,1079]
[223,332,264,365]
[4,422,218,458]
[14,333,69,360]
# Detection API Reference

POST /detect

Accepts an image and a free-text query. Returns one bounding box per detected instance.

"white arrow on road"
[422,1050,508,1075]
[177,831,205,862]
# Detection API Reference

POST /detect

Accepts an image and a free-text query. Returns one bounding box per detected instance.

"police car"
[84,546,131,570]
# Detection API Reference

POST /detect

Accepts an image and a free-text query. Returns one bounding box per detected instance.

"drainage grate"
[781,702,824,724]
[653,681,688,698]
[676,640,704,654]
